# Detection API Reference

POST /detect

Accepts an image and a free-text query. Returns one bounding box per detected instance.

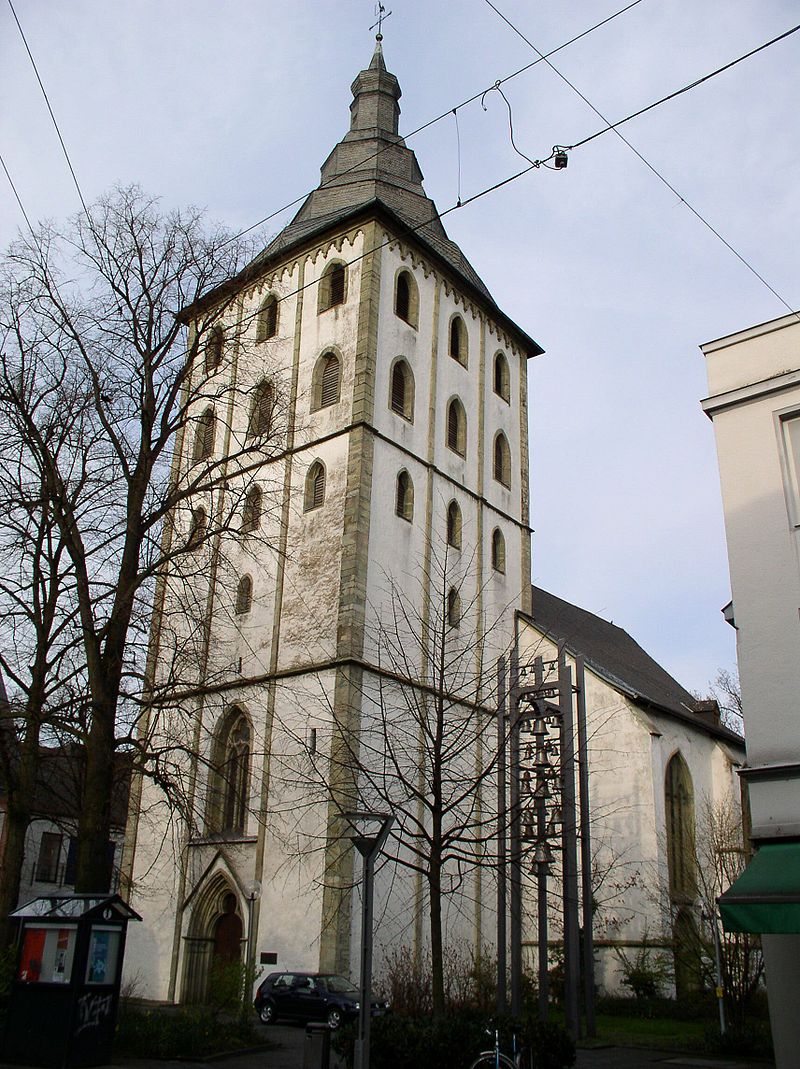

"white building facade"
[702,312,800,1068]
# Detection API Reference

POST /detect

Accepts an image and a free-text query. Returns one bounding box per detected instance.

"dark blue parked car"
[254,971,390,1029]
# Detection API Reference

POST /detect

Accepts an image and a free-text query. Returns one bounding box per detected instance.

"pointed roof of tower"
[254,44,493,301]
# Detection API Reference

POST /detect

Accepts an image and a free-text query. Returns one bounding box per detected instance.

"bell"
[533,747,550,768]
[531,718,549,737]
[533,841,554,866]
[533,780,550,801]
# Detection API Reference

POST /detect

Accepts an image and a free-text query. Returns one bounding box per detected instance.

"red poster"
[19,928,45,982]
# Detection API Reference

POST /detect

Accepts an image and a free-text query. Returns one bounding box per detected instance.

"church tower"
[124,42,542,1002]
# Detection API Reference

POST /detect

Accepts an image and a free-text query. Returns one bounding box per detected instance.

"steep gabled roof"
[529,585,744,748]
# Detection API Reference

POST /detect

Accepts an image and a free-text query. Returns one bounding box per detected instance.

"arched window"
[447,587,461,628]
[446,398,466,456]
[187,506,207,549]
[494,351,510,402]
[241,486,262,534]
[494,432,511,487]
[446,500,462,549]
[247,380,274,439]
[449,315,467,366]
[304,461,326,511]
[319,261,346,312]
[205,326,223,374]
[491,528,506,573]
[208,708,251,835]
[313,352,341,410]
[395,470,414,521]
[193,406,216,462]
[390,359,414,421]
[665,753,696,901]
[257,295,279,342]
[235,574,252,614]
[394,270,418,327]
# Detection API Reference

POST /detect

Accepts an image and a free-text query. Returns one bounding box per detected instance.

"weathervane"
[370,2,392,41]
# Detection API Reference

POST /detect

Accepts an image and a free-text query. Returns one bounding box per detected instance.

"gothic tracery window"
[665,752,696,901]
[207,708,251,836]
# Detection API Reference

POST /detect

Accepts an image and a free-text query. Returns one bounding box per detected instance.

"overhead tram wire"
[229,20,800,337]
[0,152,35,235]
[483,0,800,319]
[1,1,644,244]
[6,0,89,217]
[229,0,648,244]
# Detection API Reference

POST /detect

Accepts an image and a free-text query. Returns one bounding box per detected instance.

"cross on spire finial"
[369,2,392,41]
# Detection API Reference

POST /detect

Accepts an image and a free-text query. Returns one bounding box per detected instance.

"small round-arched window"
[395,470,414,521]
[446,500,462,549]
[235,574,253,614]
[305,461,326,511]
[446,398,466,456]
[449,315,467,366]
[491,528,506,573]
[494,351,510,402]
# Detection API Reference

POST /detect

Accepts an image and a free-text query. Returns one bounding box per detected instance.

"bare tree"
[706,669,744,736]
[272,541,522,1017]
[0,185,285,895]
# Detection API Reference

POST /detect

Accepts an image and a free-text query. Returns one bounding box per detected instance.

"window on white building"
[780,414,800,527]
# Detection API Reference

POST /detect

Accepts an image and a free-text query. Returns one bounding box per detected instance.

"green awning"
[719,841,800,934]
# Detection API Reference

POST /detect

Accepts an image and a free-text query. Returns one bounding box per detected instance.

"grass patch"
[588,1013,706,1050]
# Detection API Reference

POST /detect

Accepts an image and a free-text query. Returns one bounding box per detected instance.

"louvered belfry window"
[447,399,465,455]
[320,354,340,407]
[446,500,462,549]
[259,295,278,341]
[242,486,262,533]
[494,351,510,401]
[449,316,467,365]
[236,574,253,614]
[329,264,345,307]
[492,527,506,573]
[248,381,273,439]
[447,587,461,628]
[396,273,410,321]
[395,470,413,521]
[391,362,407,415]
[494,432,511,487]
[193,407,216,462]
[305,461,326,511]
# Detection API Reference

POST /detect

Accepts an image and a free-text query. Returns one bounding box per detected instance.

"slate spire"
[259,47,492,300]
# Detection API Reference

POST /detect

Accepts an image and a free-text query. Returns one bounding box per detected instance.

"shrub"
[703,1022,773,1060]
[332,1010,575,1069]
[115,1005,258,1059]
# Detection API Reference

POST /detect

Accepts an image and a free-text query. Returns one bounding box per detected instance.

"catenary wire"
[0,152,35,235]
[483,0,800,318]
[6,0,89,217]
[228,13,800,334]
[228,0,648,244]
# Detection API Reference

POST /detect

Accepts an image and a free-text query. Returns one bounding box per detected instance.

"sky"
[2,0,798,697]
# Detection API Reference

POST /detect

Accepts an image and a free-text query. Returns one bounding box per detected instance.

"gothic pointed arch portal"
[181,872,244,1004]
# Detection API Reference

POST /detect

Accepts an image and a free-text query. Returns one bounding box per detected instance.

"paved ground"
[0,1023,774,1069]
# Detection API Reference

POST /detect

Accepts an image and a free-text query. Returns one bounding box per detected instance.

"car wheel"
[259,1001,276,1025]
[326,1007,343,1029]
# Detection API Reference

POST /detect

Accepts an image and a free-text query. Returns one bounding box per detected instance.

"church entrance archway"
[181,877,244,1004]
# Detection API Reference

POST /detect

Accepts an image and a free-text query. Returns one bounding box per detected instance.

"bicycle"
[468,1026,526,1069]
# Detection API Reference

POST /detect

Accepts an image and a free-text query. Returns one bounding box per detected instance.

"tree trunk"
[429,858,445,1017]
[0,732,40,947]
[74,706,115,892]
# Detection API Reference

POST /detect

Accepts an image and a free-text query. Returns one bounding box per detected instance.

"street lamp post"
[345,811,394,1069]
